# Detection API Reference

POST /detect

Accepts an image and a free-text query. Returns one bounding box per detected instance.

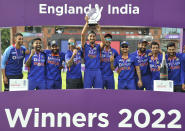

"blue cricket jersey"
[148,54,162,81]
[131,50,151,76]
[25,52,46,82]
[166,53,183,85]
[65,49,82,79]
[181,53,185,84]
[84,43,101,69]
[100,47,118,77]
[114,54,139,80]
[1,45,26,76]
[45,50,65,81]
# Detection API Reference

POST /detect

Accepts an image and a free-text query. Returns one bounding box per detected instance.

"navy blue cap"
[121,41,129,45]
[121,41,129,48]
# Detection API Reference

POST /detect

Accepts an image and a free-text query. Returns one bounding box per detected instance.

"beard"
[52,49,59,54]
[139,48,146,53]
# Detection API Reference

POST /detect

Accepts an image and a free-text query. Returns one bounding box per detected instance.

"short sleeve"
[65,52,72,63]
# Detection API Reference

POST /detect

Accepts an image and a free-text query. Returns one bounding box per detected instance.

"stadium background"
[0,26,182,90]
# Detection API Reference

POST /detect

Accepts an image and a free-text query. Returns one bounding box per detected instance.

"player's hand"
[73,49,78,56]
[40,48,44,53]
[137,80,143,88]
[110,54,114,63]
[182,84,185,91]
[3,76,8,84]
[85,16,89,23]
[117,68,121,74]
[95,24,101,32]
[59,66,64,70]
[148,52,153,56]
[30,49,35,56]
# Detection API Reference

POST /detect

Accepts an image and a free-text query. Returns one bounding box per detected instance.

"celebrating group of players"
[2,16,185,92]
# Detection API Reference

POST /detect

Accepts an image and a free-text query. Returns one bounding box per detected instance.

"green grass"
[2,72,119,91]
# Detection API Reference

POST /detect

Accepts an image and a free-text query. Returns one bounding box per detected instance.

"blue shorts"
[84,69,103,89]
[136,74,152,90]
[102,76,115,89]
[47,79,62,89]
[118,78,136,90]
[29,80,46,90]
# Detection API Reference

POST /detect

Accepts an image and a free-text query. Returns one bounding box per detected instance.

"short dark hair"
[88,30,96,36]
[104,33,112,39]
[151,41,159,48]
[15,33,23,37]
[167,42,175,49]
[32,38,41,45]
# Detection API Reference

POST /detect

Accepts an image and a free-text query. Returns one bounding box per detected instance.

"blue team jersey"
[84,43,101,69]
[1,45,26,76]
[100,48,118,77]
[45,50,65,81]
[114,54,139,80]
[166,53,183,85]
[131,50,151,76]
[65,49,82,79]
[181,53,185,84]
[148,54,162,81]
[25,52,46,82]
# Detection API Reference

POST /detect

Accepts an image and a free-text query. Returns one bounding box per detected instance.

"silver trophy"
[86,4,102,26]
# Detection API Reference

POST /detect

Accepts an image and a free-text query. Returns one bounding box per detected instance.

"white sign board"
[154,80,174,92]
[9,79,28,91]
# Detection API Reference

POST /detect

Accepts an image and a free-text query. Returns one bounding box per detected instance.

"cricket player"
[65,38,83,89]
[100,33,118,89]
[45,40,65,89]
[81,16,105,88]
[132,39,152,90]
[1,33,29,91]
[148,41,162,90]
[182,45,185,92]
[110,42,142,90]
[25,38,47,90]
[166,42,183,92]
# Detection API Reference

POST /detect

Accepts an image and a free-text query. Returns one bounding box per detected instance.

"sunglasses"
[68,42,75,46]
[121,45,128,48]
[105,38,112,41]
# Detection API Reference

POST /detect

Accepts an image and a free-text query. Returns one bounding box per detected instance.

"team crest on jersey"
[127,59,130,62]
[176,58,179,61]
[94,47,97,50]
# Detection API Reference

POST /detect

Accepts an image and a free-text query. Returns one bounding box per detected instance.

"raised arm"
[25,49,35,67]
[81,16,89,49]
[110,54,115,71]
[96,24,105,48]
[66,49,77,68]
